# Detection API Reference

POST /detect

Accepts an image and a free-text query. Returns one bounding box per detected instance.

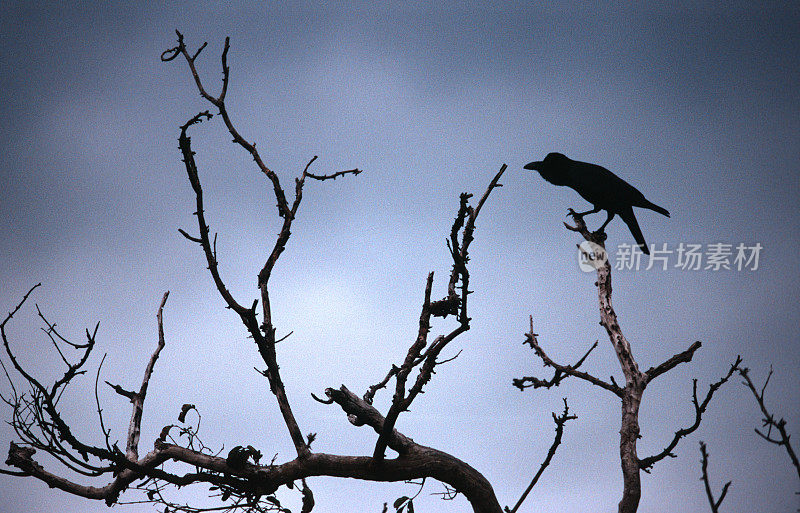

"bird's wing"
[567,161,646,208]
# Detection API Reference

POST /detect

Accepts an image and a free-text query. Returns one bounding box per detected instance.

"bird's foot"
[566,208,583,220]
[591,229,608,242]
[565,208,589,233]
[567,207,600,219]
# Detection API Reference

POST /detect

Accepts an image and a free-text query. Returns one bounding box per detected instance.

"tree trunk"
[619,382,644,513]
[593,243,645,513]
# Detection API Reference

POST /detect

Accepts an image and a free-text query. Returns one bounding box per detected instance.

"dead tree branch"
[505,399,576,513]
[644,341,703,383]
[2,33,513,513]
[514,210,738,513]
[638,356,741,471]
[2,248,505,513]
[128,291,169,460]
[2,285,110,473]
[370,165,506,462]
[565,211,646,513]
[699,441,731,513]
[169,31,361,459]
[323,386,502,513]
[2,289,181,505]
[515,322,619,396]
[739,366,800,480]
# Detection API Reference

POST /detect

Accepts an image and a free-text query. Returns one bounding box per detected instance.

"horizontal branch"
[7,394,503,513]
[518,320,621,397]
[306,168,362,181]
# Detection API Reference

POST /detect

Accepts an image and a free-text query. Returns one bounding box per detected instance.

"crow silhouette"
[524,152,669,255]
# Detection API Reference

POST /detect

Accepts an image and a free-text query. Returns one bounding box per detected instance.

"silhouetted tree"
[2,32,792,513]
[0,33,567,513]
[512,211,741,513]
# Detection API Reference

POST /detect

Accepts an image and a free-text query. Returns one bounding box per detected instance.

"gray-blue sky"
[1,2,798,512]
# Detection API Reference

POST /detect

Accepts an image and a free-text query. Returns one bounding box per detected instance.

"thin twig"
[506,399,577,513]
[519,322,620,396]
[739,366,800,480]
[699,441,731,513]
[639,356,742,471]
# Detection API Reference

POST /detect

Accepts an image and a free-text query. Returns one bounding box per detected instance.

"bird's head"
[523,152,571,185]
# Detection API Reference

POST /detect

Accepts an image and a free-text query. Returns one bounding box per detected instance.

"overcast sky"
[1,2,798,512]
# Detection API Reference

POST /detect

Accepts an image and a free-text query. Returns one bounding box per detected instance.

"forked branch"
[739,366,800,480]
[639,356,741,471]
[371,165,506,461]
[516,319,619,396]
[699,441,731,513]
[516,209,739,513]
[170,31,359,458]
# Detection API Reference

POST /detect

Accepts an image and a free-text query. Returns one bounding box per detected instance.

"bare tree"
[5,31,786,513]
[0,33,573,513]
[513,211,741,513]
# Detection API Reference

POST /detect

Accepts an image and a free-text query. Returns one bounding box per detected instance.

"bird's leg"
[566,206,600,228]
[569,206,601,218]
[567,206,604,238]
[592,211,614,241]
[598,211,614,232]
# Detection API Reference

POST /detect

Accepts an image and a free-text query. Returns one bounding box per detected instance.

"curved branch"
[170,31,290,218]
[322,385,501,512]
[178,111,250,318]
[638,356,741,471]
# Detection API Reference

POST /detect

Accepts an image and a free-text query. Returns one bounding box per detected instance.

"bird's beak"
[523,161,541,171]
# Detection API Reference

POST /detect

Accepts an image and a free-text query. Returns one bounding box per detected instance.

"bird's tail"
[641,199,670,218]
[620,207,650,255]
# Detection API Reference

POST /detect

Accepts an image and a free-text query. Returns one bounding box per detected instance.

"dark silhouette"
[524,152,669,254]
